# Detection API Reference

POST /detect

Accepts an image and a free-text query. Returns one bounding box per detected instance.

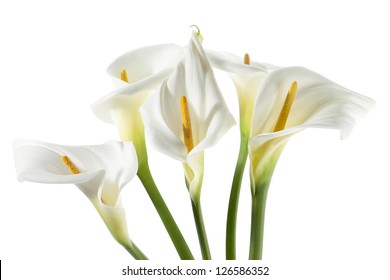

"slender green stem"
[137,161,194,260]
[192,198,211,260]
[126,121,194,260]
[248,182,270,260]
[122,241,148,260]
[226,133,249,259]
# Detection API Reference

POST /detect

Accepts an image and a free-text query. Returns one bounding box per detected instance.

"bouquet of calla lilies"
[13,27,374,260]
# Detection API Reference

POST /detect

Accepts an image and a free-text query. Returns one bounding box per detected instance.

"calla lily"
[140,31,235,259]
[141,32,235,199]
[249,66,375,187]
[206,50,277,134]
[91,44,184,144]
[91,39,194,260]
[13,139,147,260]
[206,50,276,259]
[248,66,375,259]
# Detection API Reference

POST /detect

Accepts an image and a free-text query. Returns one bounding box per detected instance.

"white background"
[1,0,389,279]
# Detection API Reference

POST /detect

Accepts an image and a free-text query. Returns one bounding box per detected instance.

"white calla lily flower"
[249,66,375,186]
[247,66,375,259]
[13,139,147,259]
[207,50,277,134]
[141,32,235,199]
[91,44,184,143]
[140,31,235,260]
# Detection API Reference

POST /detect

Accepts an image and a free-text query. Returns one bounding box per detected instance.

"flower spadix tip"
[180,96,194,153]
[244,53,250,65]
[120,69,129,83]
[61,155,81,175]
[273,81,298,132]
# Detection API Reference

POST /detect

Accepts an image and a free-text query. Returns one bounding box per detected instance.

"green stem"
[248,182,270,260]
[126,121,193,260]
[122,241,148,260]
[137,160,194,260]
[226,133,249,259]
[192,198,212,260]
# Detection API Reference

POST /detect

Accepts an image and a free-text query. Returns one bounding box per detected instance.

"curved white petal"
[92,44,184,125]
[248,66,375,185]
[186,152,204,200]
[206,50,277,132]
[141,74,187,161]
[92,87,151,125]
[206,50,276,74]
[13,139,138,204]
[13,139,137,245]
[141,32,235,162]
[185,35,236,155]
[91,195,131,245]
[251,66,375,142]
[107,44,184,87]
[249,135,290,193]
[14,139,103,185]
[206,50,273,107]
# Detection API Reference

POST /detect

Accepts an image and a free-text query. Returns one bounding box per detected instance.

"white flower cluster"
[13,29,374,260]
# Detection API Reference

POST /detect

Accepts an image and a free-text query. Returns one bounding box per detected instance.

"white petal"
[185,34,236,155]
[207,50,277,131]
[250,66,375,142]
[249,135,290,192]
[108,44,184,88]
[141,32,235,161]
[13,139,138,203]
[13,139,136,246]
[186,152,204,200]
[141,73,188,161]
[92,197,131,245]
[91,88,150,125]
[14,139,102,185]
[206,50,276,74]
[249,66,374,185]
[92,44,184,125]
[188,100,235,157]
